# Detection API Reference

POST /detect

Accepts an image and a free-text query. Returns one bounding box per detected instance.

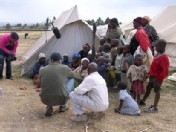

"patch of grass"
[171,85,176,90]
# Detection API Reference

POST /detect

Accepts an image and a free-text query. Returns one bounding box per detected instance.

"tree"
[22,24,28,29]
[5,23,11,29]
[35,23,40,28]
[86,19,94,25]
[15,23,22,27]
[96,17,104,26]
[105,17,110,24]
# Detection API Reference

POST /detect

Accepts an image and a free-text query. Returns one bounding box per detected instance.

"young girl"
[114,46,123,83]
[114,82,141,116]
[127,54,148,104]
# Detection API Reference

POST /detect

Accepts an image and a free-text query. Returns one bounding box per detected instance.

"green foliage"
[105,17,110,24]
[96,17,105,26]
[5,23,11,29]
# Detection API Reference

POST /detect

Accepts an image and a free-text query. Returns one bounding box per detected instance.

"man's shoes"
[6,76,13,80]
[45,106,53,117]
[144,105,158,113]
[139,100,146,106]
[93,112,105,119]
[0,76,3,79]
[59,105,68,113]
[70,113,88,122]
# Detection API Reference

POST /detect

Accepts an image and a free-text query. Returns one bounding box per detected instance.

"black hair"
[154,39,167,47]
[134,54,143,59]
[50,52,61,62]
[10,32,19,40]
[123,45,131,50]
[117,82,127,90]
[117,46,123,54]
[110,18,119,26]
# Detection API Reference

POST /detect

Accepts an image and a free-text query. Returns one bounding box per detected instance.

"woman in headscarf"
[73,58,90,87]
[130,17,153,67]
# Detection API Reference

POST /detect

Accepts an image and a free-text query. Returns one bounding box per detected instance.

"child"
[114,46,123,83]
[140,39,170,113]
[121,45,134,89]
[127,54,148,104]
[114,82,141,116]
[97,56,108,80]
[110,39,119,66]
[62,54,70,66]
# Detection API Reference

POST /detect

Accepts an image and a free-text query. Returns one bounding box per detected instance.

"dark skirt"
[131,80,145,96]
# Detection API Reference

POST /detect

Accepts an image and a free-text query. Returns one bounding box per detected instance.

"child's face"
[123,47,129,54]
[97,58,103,65]
[117,48,122,55]
[63,56,68,62]
[135,56,143,66]
[81,60,89,68]
[83,46,89,53]
[155,45,165,53]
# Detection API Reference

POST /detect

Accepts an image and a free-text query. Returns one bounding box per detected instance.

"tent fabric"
[167,73,176,82]
[21,5,100,76]
[151,5,176,43]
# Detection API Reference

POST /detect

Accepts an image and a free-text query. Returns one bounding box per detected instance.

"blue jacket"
[33,61,48,76]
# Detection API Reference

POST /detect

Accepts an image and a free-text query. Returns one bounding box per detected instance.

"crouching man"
[39,52,72,116]
[69,62,109,122]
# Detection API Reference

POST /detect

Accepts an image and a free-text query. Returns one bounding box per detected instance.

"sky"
[0,0,176,24]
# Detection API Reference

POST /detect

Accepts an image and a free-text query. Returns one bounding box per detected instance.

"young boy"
[121,45,134,90]
[140,39,170,112]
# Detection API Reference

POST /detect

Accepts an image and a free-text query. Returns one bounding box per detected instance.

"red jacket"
[0,34,18,55]
[135,27,151,52]
[149,54,170,84]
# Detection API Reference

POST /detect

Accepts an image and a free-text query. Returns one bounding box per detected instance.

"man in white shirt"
[69,62,109,122]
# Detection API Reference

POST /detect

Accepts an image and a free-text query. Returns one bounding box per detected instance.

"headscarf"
[81,58,89,63]
[143,16,151,22]
[39,53,46,59]
[133,17,143,25]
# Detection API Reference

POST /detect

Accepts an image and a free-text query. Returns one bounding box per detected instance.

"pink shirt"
[0,34,18,55]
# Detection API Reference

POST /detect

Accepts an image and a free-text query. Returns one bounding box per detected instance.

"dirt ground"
[0,31,176,132]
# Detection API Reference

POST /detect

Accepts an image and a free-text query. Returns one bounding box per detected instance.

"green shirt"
[39,62,71,106]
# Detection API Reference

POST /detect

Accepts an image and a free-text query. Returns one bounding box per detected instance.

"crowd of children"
[33,17,170,117]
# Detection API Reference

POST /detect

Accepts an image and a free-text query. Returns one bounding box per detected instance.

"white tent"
[151,5,176,67]
[151,5,176,43]
[21,5,100,76]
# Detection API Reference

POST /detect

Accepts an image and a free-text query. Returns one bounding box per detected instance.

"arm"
[151,27,159,41]
[0,36,11,54]
[11,41,18,56]
[159,57,170,81]
[125,59,130,71]
[118,100,124,112]
[135,29,150,52]
[127,66,132,79]
[74,77,92,95]
[33,63,40,76]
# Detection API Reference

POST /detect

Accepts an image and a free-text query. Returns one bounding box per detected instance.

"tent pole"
[92,23,97,62]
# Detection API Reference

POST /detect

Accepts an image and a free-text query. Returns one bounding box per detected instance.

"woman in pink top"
[0,32,19,80]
